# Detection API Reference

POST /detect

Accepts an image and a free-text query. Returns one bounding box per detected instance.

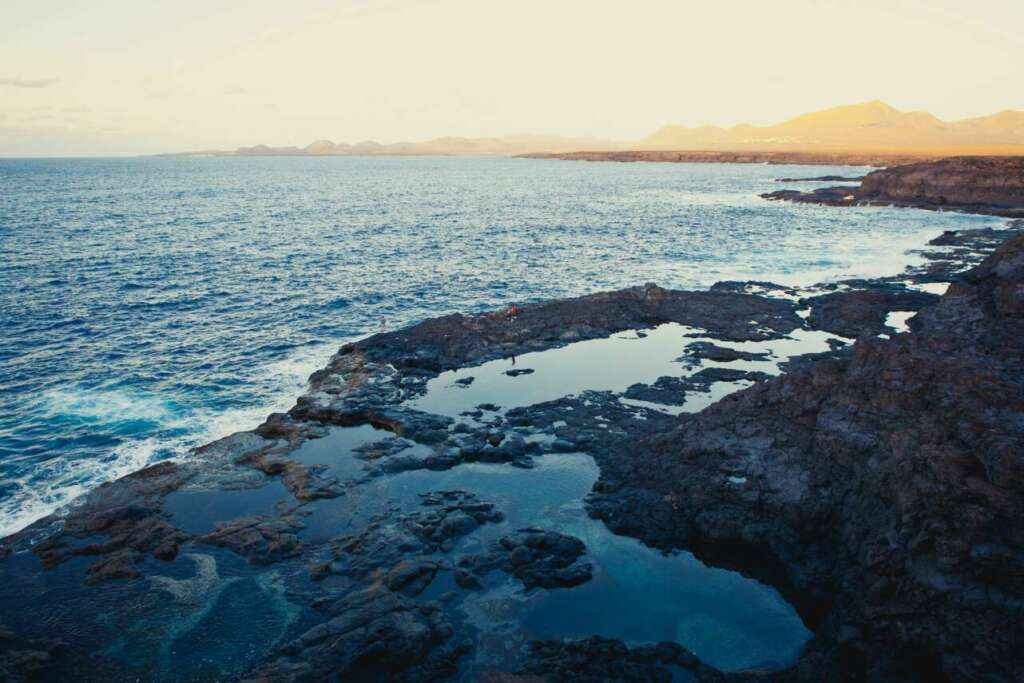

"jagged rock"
[457,528,592,590]
[198,515,303,565]
[763,157,1024,218]
[315,491,503,594]
[802,285,937,338]
[24,462,191,584]
[624,369,770,406]
[243,587,459,682]
[680,341,772,364]
[519,636,722,682]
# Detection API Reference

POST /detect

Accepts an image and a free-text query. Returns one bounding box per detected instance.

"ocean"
[0,155,1002,537]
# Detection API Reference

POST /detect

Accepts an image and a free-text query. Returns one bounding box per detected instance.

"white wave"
[1,342,338,540]
[38,387,175,423]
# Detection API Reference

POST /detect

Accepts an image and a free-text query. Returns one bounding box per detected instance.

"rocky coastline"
[2,206,1023,679]
[518,150,946,167]
[763,156,1024,218]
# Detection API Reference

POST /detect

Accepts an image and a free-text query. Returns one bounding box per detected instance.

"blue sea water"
[0,156,1003,536]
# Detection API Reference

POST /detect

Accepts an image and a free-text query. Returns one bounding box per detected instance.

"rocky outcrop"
[859,156,1024,209]
[516,636,720,682]
[337,284,803,374]
[313,491,505,594]
[29,461,192,584]
[455,528,592,590]
[763,156,1024,217]
[801,284,937,338]
[198,514,304,565]
[243,586,464,682]
[592,234,1024,681]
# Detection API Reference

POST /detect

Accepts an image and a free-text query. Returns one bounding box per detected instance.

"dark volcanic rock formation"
[314,490,505,593]
[29,461,192,584]
[517,636,719,682]
[198,514,304,565]
[456,528,592,590]
[802,284,937,338]
[763,156,1024,217]
[2,218,1023,681]
[338,283,803,373]
[592,234,1024,681]
[679,341,772,365]
[859,156,1024,209]
[244,586,464,682]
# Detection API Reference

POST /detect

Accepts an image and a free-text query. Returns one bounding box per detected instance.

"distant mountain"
[161,134,620,158]
[641,101,1024,152]
[159,102,1024,158]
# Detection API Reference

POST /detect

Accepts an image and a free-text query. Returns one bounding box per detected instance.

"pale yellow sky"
[2,0,1022,156]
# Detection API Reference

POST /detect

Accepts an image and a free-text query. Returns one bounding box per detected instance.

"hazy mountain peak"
[642,101,1024,151]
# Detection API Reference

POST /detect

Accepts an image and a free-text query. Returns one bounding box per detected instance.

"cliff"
[858,156,1024,208]
[763,156,1024,217]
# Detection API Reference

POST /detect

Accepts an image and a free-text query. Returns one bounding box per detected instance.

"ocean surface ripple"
[0,156,1000,536]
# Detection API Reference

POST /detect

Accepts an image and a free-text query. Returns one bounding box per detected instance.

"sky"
[2,0,1023,156]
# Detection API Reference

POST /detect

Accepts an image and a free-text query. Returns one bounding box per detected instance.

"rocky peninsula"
[2,207,1023,679]
[763,156,1024,217]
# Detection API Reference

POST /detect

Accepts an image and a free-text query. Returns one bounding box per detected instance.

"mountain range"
[161,101,1024,157]
[640,100,1024,152]
[162,134,617,158]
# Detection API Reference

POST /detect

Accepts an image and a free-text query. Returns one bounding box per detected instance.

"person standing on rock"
[506,304,518,323]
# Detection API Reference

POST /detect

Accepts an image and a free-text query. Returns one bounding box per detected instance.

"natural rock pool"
[298,448,811,675]
[4,222,1018,681]
[0,323,823,680]
[408,322,850,418]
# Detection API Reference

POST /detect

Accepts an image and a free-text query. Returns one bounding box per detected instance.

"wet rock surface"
[244,586,464,682]
[594,233,1024,681]
[456,528,592,590]
[1,219,1022,681]
[27,461,192,584]
[680,341,772,365]
[517,636,717,682]
[623,369,770,407]
[313,490,504,592]
[198,514,304,565]
[801,284,937,338]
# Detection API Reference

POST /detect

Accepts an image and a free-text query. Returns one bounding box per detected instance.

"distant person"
[506,304,518,323]
[379,317,386,332]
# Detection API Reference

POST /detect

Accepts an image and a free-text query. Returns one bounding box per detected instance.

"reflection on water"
[301,454,812,674]
[409,323,850,417]
[164,480,292,534]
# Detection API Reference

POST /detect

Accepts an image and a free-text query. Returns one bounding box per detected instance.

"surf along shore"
[3,157,1024,682]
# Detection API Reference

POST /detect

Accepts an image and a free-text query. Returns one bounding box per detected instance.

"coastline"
[3,196,1022,679]
[762,156,1024,218]
[516,149,952,167]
